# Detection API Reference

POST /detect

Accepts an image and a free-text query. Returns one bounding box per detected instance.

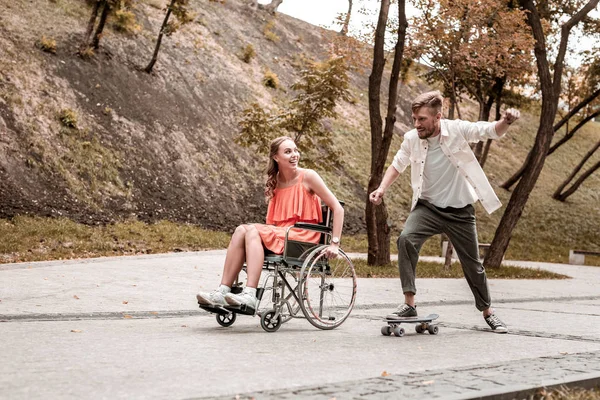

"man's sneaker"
[386,303,417,319]
[196,289,228,307]
[485,313,508,333]
[224,289,257,310]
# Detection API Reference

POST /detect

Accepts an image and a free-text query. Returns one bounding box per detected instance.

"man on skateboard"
[369,90,519,333]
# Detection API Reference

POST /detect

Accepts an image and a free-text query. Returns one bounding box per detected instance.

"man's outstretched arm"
[369,165,401,205]
[494,108,521,137]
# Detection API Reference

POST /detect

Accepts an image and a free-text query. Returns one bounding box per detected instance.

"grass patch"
[0,216,231,263]
[534,385,600,399]
[350,258,570,279]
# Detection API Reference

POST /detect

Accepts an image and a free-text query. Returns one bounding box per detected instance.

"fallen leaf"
[123,314,133,319]
[421,380,434,385]
[381,371,390,377]
[150,311,158,315]
[181,325,187,328]
[122,301,128,304]
[560,351,569,355]
[73,295,80,300]
[71,329,82,333]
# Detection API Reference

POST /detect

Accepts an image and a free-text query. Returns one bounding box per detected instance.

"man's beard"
[417,128,435,139]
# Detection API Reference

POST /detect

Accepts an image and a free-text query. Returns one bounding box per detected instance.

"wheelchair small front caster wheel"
[260,310,282,332]
[216,312,236,327]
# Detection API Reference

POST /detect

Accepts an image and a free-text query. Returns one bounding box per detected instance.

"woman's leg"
[243,225,265,288]
[220,225,251,286]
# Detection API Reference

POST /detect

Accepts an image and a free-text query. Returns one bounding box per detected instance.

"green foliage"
[113,8,140,34]
[262,69,279,89]
[38,36,57,53]
[241,44,256,63]
[58,108,78,128]
[165,0,195,35]
[350,258,570,279]
[237,56,352,170]
[58,127,123,197]
[0,217,230,263]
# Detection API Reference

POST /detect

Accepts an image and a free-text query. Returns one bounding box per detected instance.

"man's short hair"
[412,90,443,114]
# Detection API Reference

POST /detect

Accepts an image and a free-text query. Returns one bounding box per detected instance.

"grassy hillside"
[0,0,598,264]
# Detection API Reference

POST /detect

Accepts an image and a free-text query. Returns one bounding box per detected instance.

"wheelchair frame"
[199,202,357,332]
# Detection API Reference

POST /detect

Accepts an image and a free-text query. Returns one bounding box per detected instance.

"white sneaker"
[196,289,228,307]
[224,289,257,309]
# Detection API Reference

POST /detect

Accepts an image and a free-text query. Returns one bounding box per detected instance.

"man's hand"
[503,108,520,125]
[369,187,385,205]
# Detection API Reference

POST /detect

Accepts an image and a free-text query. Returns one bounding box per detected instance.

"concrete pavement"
[1,250,599,399]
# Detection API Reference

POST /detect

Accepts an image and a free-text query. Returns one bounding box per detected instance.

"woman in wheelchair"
[196,136,344,312]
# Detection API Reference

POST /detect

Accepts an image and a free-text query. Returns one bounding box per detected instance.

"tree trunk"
[91,0,110,49]
[145,0,174,73]
[548,110,600,155]
[265,0,283,14]
[247,0,258,10]
[484,0,599,268]
[553,140,600,200]
[554,159,600,202]
[82,0,102,50]
[501,87,600,190]
[340,0,353,36]
[366,0,407,266]
[444,240,454,270]
[480,81,505,168]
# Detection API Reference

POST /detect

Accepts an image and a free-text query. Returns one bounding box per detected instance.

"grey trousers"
[397,199,491,311]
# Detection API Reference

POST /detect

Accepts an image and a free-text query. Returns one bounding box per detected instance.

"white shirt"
[420,134,477,208]
[391,119,503,214]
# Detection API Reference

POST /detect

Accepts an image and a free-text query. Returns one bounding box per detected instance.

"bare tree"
[340,0,353,36]
[365,0,408,265]
[501,86,600,190]
[264,0,283,14]
[553,140,600,201]
[145,0,193,73]
[484,0,600,268]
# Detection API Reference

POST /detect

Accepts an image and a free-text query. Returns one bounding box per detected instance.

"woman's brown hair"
[265,136,294,202]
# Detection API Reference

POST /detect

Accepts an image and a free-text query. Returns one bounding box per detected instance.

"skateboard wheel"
[415,324,425,334]
[393,326,405,337]
[428,325,439,335]
[381,326,392,336]
[216,312,236,327]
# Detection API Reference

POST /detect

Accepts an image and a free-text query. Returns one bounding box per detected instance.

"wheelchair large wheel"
[298,245,357,330]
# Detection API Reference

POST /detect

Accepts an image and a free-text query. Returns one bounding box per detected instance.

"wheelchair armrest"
[293,223,332,234]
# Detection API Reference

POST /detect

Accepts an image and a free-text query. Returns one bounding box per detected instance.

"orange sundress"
[254,170,323,254]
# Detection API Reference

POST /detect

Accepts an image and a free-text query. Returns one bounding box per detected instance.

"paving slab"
[1,251,600,399]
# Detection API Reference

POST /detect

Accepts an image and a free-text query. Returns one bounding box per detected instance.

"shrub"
[113,9,141,34]
[263,20,280,43]
[59,109,78,129]
[38,36,57,54]
[262,69,279,89]
[79,46,95,59]
[241,44,256,63]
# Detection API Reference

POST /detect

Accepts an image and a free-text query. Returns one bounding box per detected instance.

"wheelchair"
[198,202,357,332]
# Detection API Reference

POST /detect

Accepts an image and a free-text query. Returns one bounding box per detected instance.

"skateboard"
[381,313,439,337]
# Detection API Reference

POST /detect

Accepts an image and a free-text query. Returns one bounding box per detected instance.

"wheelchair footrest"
[198,304,231,315]
[225,304,255,316]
